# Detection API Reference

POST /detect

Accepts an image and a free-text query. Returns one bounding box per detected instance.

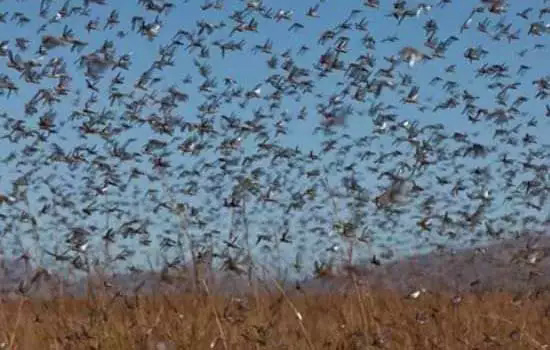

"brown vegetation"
[1,234,550,349]
[1,277,550,350]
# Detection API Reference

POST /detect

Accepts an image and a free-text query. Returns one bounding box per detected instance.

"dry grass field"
[1,234,550,349]
[1,277,550,350]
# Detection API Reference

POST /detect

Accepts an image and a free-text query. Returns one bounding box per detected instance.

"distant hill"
[2,232,550,299]
[301,231,550,295]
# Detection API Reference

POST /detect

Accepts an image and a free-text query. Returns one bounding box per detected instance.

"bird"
[399,46,431,67]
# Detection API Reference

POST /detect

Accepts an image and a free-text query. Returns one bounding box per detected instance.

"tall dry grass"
[1,276,550,349]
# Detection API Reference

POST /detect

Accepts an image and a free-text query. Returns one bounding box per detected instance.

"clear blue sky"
[0,0,548,278]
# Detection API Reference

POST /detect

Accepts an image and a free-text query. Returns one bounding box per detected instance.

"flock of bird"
[0,0,548,283]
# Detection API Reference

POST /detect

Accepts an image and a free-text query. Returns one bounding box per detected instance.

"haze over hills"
[2,230,549,300]
[304,230,550,294]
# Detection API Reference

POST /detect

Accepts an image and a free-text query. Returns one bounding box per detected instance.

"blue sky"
[0,0,548,278]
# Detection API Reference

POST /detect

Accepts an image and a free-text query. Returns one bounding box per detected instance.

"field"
[2,234,550,349]
[3,234,550,350]
[1,280,550,350]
